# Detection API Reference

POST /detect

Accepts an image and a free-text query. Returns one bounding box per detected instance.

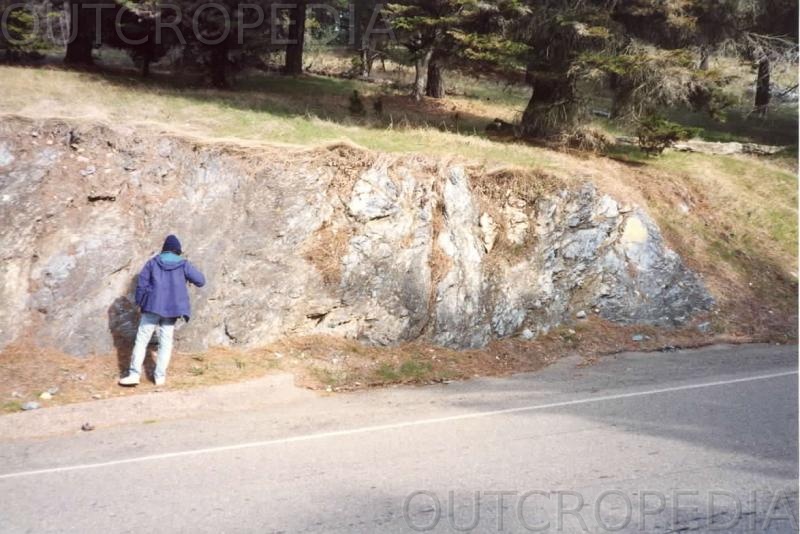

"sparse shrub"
[348,90,366,116]
[1,401,22,413]
[563,127,615,153]
[375,362,400,382]
[399,360,432,379]
[636,115,698,155]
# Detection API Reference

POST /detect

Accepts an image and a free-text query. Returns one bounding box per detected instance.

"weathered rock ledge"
[0,116,713,356]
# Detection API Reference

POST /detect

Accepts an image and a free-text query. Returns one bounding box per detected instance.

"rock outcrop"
[0,117,713,356]
[615,135,787,156]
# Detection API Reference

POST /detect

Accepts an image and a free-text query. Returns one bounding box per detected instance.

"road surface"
[0,344,797,533]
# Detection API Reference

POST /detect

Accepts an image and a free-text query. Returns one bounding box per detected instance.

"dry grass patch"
[1,317,735,413]
[472,165,564,205]
[302,222,352,286]
[470,166,564,269]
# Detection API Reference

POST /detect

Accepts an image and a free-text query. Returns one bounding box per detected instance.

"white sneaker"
[154,377,166,386]
[118,374,140,386]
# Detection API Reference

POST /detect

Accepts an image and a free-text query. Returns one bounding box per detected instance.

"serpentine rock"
[0,117,713,356]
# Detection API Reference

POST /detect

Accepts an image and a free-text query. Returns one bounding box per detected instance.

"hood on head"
[162,234,182,255]
[154,255,186,271]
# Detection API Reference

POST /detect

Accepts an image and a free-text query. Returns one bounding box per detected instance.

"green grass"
[309,366,335,385]
[398,359,434,380]
[373,359,435,383]
[666,105,799,146]
[589,100,798,146]
[374,362,400,382]
[446,72,530,108]
[236,71,365,97]
[0,65,558,169]
[4,63,795,177]
[601,143,653,164]
[649,151,797,286]
[1,401,22,413]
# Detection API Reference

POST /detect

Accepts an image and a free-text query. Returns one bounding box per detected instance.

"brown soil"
[0,317,750,414]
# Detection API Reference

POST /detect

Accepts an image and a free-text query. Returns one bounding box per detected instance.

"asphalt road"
[0,344,797,533]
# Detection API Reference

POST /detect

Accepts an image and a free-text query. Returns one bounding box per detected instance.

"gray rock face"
[433,168,492,348]
[0,118,713,356]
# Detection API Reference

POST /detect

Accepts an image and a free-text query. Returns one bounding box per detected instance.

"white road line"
[0,370,796,480]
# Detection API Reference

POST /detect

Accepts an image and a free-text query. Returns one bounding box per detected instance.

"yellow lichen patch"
[621,216,648,244]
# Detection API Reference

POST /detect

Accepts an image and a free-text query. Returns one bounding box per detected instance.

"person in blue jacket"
[119,234,206,386]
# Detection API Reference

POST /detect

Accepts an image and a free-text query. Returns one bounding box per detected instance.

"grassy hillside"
[0,65,549,166]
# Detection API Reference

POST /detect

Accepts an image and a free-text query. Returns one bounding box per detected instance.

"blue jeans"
[128,312,177,380]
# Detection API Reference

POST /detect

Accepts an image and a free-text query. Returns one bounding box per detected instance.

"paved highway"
[0,344,796,533]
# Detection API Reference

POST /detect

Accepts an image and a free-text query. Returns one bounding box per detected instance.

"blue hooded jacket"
[134,252,206,320]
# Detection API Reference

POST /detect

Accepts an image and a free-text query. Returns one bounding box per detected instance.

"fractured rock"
[0,117,714,355]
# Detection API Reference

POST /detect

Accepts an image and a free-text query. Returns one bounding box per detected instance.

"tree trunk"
[609,74,634,119]
[754,56,771,118]
[209,44,228,88]
[359,48,370,77]
[412,48,433,101]
[284,1,306,75]
[359,48,376,78]
[697,49,711,70]
[698,46,710,70]
[141,33,154,78]
[64,0,95,65]
[520,70,579,138]
[425,59,445,98]
[354,0,368,76]
[366,51,376,77]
